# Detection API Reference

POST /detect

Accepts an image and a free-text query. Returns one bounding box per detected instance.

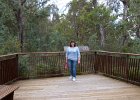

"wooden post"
[94,52,98,73]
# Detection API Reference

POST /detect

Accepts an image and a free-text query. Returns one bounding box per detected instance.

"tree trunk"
[121,0,129,20]
[136,24,140,38]
[18,0,25,52]
[92,0,105,48]
[120,0,129,45]
[92,0,97,8]
[99,24,105,48]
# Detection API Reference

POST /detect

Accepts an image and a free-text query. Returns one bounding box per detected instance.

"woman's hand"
[78,60,80,64]
[66,58,67,63]
[64,62,68,69]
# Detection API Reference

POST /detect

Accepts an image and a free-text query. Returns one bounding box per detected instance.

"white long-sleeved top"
[66,47,80,61]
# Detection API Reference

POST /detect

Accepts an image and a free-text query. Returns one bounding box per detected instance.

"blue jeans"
[68,59,77,78]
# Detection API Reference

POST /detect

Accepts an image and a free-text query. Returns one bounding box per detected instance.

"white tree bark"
[99,24,105,48]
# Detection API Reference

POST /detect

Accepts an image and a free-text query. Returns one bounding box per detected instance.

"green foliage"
[0,0,17,35]
[88,34,100,50]
[36,63,47,76]
[46,66,61,74]
[47,32,66,51]
[0,36,20,55]
[0,0,140,54]
[124,38,140,53]
[19,55,30,78]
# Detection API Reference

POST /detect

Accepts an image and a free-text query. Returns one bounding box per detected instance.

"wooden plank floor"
[13,74,140,100]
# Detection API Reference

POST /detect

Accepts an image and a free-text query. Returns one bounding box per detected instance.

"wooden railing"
[0,51,139,85]
[96,51,140,85]
[18,52,95,79]
[0,54,18,85]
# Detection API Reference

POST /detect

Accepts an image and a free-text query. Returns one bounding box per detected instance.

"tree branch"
[21,0,26,5]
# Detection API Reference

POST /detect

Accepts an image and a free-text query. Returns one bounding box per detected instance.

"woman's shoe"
[72,77,76,81]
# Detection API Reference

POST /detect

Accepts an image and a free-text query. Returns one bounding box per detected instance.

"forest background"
[0,0,140,55]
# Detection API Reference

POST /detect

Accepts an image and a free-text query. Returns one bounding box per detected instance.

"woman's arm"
[66,47,69,63]
[77,47,80,64]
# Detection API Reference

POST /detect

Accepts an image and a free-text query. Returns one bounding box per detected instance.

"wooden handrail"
[96,50,140,56]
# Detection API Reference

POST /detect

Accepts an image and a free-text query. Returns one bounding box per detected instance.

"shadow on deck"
[13,74,140,100]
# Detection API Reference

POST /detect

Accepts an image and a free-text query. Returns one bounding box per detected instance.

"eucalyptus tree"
[106,0,140,52]
[67,0,89,40]
[23,0,57,52]
[66,0,116,49]
[0,0,20,54]
[128,0,140,38]
[0,0,54,53]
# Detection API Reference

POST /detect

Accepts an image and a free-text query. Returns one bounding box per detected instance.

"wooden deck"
[13,74,140,100]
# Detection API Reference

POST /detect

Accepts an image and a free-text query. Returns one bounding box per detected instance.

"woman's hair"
[69,40,76,47]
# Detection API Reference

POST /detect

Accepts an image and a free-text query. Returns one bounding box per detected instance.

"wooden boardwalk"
[13,74,140,100]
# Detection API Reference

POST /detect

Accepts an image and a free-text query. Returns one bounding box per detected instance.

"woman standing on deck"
[66,41,80,81]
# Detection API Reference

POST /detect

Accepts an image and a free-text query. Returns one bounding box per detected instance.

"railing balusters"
[96,51,140,85]
[0,54,18,85]
[0,51,139,85]
[18,52,96,78]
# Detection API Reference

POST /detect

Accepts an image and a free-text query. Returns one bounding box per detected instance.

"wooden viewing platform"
[0,52,139,100]
[13,74,140,100]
